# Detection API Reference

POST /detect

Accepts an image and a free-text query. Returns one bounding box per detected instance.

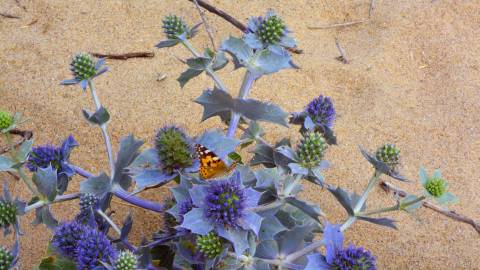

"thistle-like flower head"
[204,176,246,228]
[0,245,14,270]
[114,250,138,270]
[26,135,78,179]
[305,95,336,129]
[0,111,13,131]
[245,10,296,50]
[180,172,262,255]
[310,223,376,270]
[257,14,285,45]
[375,144,400,172]
[0,185,25,235]
[75,226,117,269]
[297,132,328,168]
[0,201,17,229]
[162,15,189,40]
[51,221,87,259]
[26,145,61,172]
[61,53,108,90]
[196,232,223,259]
[79,193,99,212]
[155,126,196,175]
[419,168,457,204]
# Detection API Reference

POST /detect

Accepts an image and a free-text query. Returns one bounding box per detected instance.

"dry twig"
[193,0,216,49]
[0,12,20,19]
[380,180,480,234]
[369,0,376,18]
[90,52,154,60]
[309,19,367,30]
[0,129,33,155]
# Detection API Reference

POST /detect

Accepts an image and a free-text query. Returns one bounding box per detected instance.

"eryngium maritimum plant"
[0,3,469,269]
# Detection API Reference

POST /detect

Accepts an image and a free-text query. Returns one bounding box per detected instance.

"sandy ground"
[1,0,479,269]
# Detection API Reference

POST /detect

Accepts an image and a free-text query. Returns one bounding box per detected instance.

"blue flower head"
[26,135,78,179]
[307,224,376,270]
[61,53,108,90]
[75,225,117,269]
[180,171,263,255]
[51,220,87,259]
[305,95,335,129]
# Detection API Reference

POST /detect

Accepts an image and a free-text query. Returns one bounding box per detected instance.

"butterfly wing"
[195,144,234,179]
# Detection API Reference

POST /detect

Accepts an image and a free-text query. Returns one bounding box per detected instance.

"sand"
[0,0,479,269]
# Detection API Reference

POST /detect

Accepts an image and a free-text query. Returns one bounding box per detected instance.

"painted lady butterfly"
[195,144,236,179]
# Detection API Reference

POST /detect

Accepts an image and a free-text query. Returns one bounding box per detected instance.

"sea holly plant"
[0,5,476,270]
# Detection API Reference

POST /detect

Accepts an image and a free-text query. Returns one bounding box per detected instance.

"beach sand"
[0,0,479,269]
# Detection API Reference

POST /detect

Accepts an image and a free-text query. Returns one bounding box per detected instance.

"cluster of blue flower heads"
[51,221,117,268]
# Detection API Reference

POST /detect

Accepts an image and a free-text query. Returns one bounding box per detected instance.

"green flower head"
[0,111,13,131]
[375,143,400,172]
[257,14,286,45]
[419,167,458,204]
[162,15,189,40]
[196,232,223,259]
[0,245,14,270]
[297,132,328,168]
[155,126,196,175]
[114,251,137,270]
[70,53,97,81]
[0,201,16,228]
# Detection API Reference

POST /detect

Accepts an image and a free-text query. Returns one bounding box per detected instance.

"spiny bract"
[297,132,328,168]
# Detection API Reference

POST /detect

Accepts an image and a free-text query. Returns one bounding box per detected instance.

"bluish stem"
[73,165,165,213]
[97,209,121,235]
[87,80,115,177]
[353,170,382,213]
[25,193,80,212]
[113,188,164,213]
[226,71,256,137]
[181,39,227,91]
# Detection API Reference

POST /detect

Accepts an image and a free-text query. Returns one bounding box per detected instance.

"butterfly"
[195,144,237,179]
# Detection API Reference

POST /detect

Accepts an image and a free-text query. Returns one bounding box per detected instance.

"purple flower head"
[180,172,263,255]
[26,145,61,172]
[75,226,117,269]
[332,244,376,270]
[204,176,246,228]
[305,95,335,128]
[310,223,376,270]
[51,221,87,259]
[26,135,78,179]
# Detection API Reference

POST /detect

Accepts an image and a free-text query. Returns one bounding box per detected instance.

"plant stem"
[72,165,93,178]
[25,193,80,212]
[340,216,356,232]
[285,239,325,263]
[113,188,164,213]
[353,170,381,213]
[87,80,115,177]
[360,195,427,216]
[181,39,227,91]
[249,200,283,213]
[226,71,255,137]
[97,209,122,235]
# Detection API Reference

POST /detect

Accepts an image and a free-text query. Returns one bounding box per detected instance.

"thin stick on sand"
[0,12,20,19]
[308,20,367,30]
[193,0,216,49]
[90,52,154,60]
[380,181,480,234]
